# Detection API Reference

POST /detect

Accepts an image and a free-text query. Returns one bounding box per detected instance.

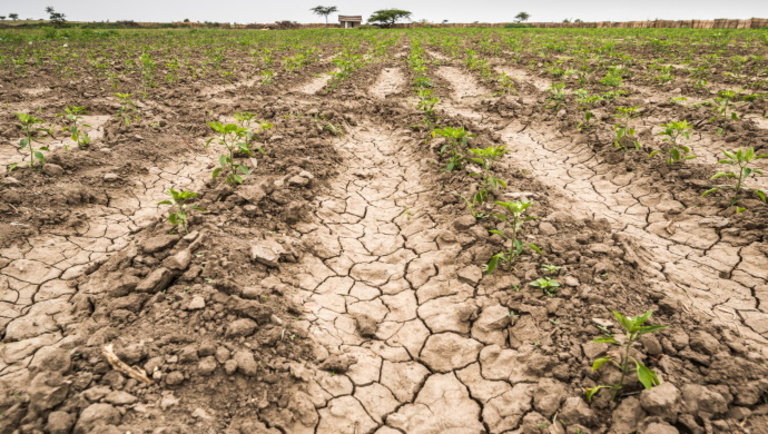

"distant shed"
[339,15,362,28]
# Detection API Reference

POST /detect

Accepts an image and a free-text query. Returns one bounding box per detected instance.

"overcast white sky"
[3,0,767,24]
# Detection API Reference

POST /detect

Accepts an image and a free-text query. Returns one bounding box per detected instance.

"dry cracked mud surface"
[435,63,768,342]
[1,149,214,379]
[2,36,768,434]
[278,125,511,432]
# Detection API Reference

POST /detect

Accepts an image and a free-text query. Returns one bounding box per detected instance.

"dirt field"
[1,27,767,433]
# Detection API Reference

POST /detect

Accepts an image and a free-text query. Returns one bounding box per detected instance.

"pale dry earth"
[1,148,215,383]
[273,125,531,433]
[434,63,768,343]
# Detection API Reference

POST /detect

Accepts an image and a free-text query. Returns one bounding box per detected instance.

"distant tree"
[515,12,530,23]
[563,19,570,23]
[574,18,583,23]
[183,18,190,22]
[310,5,338,27]
[9,13,18,20]
[0,16,6,20]
[368,9,411,27]
[45,6,66,26]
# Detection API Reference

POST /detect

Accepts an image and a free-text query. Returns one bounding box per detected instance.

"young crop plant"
[329,52,364,88]
[431,127,475,171]
[530,277,560,297]
[206,121,255,185]
[158,189,205,233]
[417,89,440,124]
[599,67,624,87]
[651,121,695,164]
[485,200,542,274]
[59,106,91,149]
[585,310,666,401]
[712,90,740,120]
[546,82,567,109]
[613,107,641,150]
[703,148,767,210]
[463,146,508,217]
[114,93,140,126]
[12,113,51,171]
[259,69,275,85]
[138,52,157,87]
[234,112,273,148]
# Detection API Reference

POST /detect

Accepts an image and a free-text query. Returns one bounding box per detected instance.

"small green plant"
[431,126,474,171]
[599,67,624,87]
[259,69,275,85]
[541,264,562,274]
[59,106,91,149]
[234,112,273,152]
[585,310,666,401]
[713,90,740,120]
[417,88,440,123]
[703,148,767,209]
[651,121,695,164]
[530,277,560,296]
[485,200,541,274]
[546,82,567,109]
[206,121,254,184]
[613,107,641,150]
[114,93,139,126]
[14,113,50,170]
[463,146,508,217]
[158,189,205,233]
[138,52,156,87]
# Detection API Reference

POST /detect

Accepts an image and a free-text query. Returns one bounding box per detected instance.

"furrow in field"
[488,65,768,182]
[436,67,768,343]
[265,123,543,433]
[0,147,216,381]
[294,71,334,95]
[369,68,406,99]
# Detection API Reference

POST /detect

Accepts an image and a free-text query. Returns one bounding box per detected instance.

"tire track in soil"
[369,68,405,100]
[269,123,541,433]
[294,72,334,95]
[435,66,768,343]
[0,148,216,382]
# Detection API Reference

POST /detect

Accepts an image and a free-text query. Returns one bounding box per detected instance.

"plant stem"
[614,338,633,400]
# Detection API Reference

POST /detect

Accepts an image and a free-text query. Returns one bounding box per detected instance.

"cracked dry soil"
[2,45,768,434]
[285,125,497,432]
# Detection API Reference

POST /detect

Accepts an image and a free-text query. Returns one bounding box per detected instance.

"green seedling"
[546,82,567,109]
[59,106,91,149]
[585,310,666,401]
[702,148,767,209]
[431,127,474,171]
[541,264,562,274]
[713,90,740,120]
[417,88,440,123]
[485,200,541,274]
[114,93,139,126]
[463,146,508,217]
[14,113,51,170]
[651,121,695,164]
[234,112,272,152]
[599,67,624,87]
[206,121,254,184]
[260,69,275,85]
[530,277,560,297]
[158,189,205,233]
[613,107,641,150]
